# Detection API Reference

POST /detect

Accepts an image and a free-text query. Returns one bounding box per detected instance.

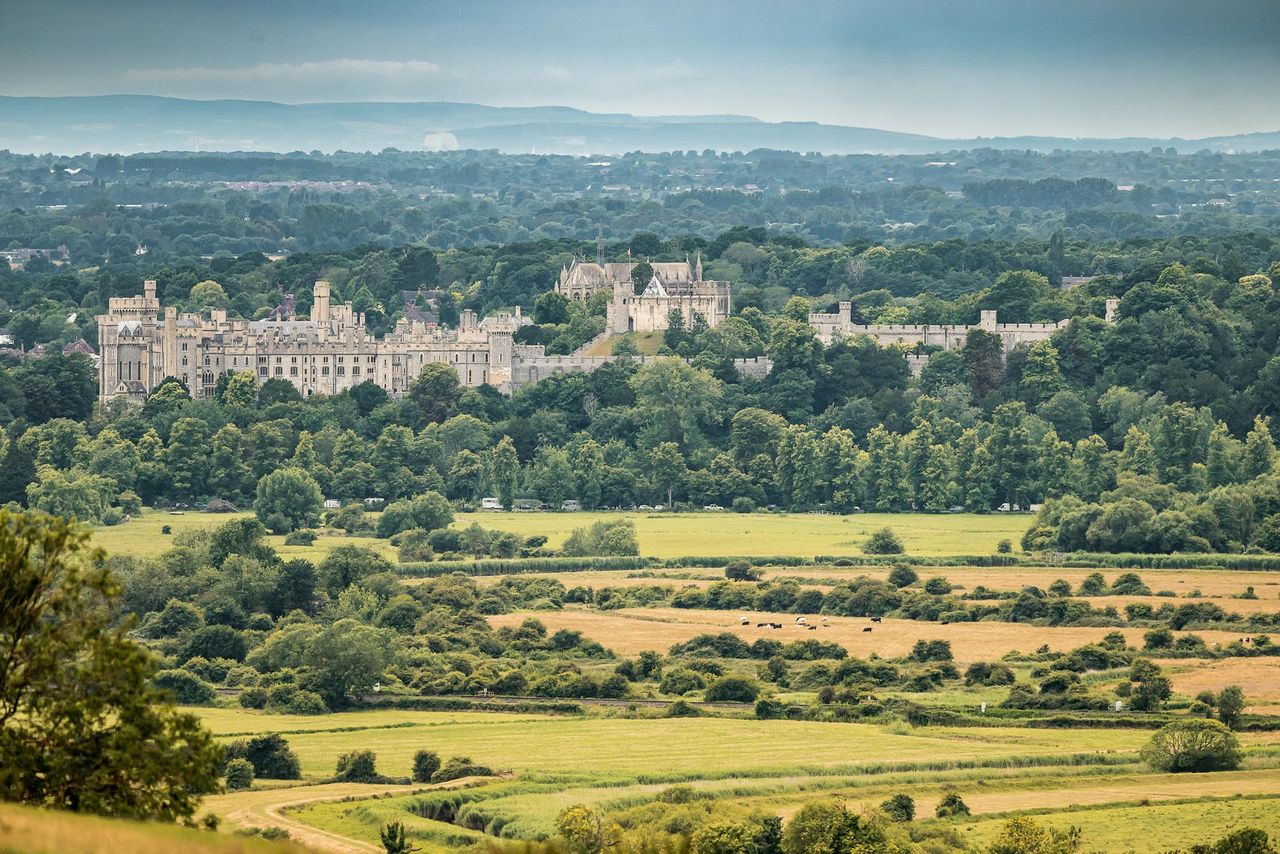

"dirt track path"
[209,782,420,852]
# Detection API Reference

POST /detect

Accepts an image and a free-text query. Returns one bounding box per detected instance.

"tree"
[224,758,254,791]
[985,817,1082,854]
[223,733,301,779]
[334,750,380,782]
[880,793,915,822]
[725,561,762,581]
[1217,686,1246,729]
[704,676,759,702]
[490,435,519,509]
[781,799,886,854]
[562,520,639,556]
[935,791,971,817]
[408,362,462,425]
[557,804,621,854]
[375,492,453,539]
[317,545,395,595]
[380,820,419,854]
[0,510,221,820]
[691,823,760,854]
[629,358,723,451]
[983,269,1052,323]
[303,618,395,707]
[165,417,211,498]
[412,750,441,783]
[254,466,323,533]
[1141,719,1241,772]
[865,527,905,555]
[647,442,687,507]
[220,371,257,408]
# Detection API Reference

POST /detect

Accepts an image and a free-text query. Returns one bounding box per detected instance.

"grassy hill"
[0,802,309,854]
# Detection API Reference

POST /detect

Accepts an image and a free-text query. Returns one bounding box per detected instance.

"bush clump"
[224,758,254,791]
[412,750,441,783]
[1142,719,1241,773]
[864,528,904,555]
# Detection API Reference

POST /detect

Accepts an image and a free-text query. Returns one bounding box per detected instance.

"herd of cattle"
[739,615,884,633]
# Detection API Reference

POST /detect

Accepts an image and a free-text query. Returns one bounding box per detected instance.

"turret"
[143,279,157,301]
[312,280,331,324]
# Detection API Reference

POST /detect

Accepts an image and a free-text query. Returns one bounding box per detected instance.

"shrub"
[935,792,970,817]
[283,690,329,715]
[412,750,441,783]
[659,668,706,696]
[724,561,761,581]
[887,565,918,588]
[923,576,951,595]
[664,700,701,717]
[223,734,301,780]
[161,524,172,535]
[880,793,914,822]
[731,497,756,514]
[224,758,254,791]
[996,538,1013,554]
[396,528,435,563]
[376,491,453,539]
[430,755,493,783]
[562,519,639,556]
[238,687,268,709]
[334,750,380,783]
[864,527,904,555]
[152,669,217,705]
[704,676,760,703]
[1141,719,1241,773]
[283,529,316,546]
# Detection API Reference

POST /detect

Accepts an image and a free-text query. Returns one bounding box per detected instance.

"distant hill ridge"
[2,94,1278,156]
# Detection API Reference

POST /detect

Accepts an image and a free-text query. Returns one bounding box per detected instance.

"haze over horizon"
[3,0,1278,141]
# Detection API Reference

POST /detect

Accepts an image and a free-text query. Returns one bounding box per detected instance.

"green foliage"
[935,791,971,817]
[562,519,639,557]
[223,758,254,791]
[254,467,322,533]
[334,750,381,783]
[0,510,221,820]
[865,527,904,555]
[222,733,301,780]
[1141,719,1241,773]
[412,750,441,783]
[880,793,915,822]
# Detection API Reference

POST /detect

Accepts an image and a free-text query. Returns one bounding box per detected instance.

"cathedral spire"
[695,251,703,281]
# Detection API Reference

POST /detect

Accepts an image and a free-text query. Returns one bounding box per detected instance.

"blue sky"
[2,0,1278,137]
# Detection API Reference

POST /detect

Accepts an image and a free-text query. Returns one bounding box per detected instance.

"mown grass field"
[956,794,1280,852]
[191,707,1150,782]
[452,510,1031,557]
[91,507,1031,561]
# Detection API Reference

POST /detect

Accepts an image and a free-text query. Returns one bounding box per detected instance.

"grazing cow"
[862,627,873,633]
[796,617,808,624]
[740,618,751,626]
[871,617,882,623]
[756,622,768,628]
[821,617,830,624]
[941,620,950,625]
[771,623,782,629]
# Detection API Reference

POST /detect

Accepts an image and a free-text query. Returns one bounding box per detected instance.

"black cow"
[862,627,873,633]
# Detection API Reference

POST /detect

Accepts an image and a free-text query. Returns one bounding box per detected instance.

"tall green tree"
[0,511,221,819]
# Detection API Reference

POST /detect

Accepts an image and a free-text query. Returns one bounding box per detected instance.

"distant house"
[1059,275,1098,290]
[0,328,12,347]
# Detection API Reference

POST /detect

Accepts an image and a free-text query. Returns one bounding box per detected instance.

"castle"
[556,252,731,333]
[807,299,1119,354]
[98,276,1116,406]
[98,279,532,404]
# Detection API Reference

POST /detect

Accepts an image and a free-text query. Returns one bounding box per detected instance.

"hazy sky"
[3,0,1278,138]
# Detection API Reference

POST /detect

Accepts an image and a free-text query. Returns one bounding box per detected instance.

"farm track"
[209,780,479,853]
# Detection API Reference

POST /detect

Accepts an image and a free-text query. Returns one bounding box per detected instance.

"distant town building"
[556,251,731,333]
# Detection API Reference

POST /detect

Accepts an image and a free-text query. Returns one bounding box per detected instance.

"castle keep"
[557,255,732,333]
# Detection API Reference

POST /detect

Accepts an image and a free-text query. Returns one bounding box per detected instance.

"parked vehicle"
[481,497,503,511]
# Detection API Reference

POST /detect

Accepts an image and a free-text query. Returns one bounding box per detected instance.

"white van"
[480,497,503,511]
[561,500,581,512]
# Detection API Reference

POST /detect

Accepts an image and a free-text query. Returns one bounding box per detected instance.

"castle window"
[322,366,330,376]
[182,343,188,351]
[352,367,361,376]
[337,366,345,376]
[258,367,267,377]
[274,367,282,376]
[181,356,188,366]
[290,367,298,376]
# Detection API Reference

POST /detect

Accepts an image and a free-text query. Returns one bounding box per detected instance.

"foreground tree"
[0,510,221,819]
[254,466,323,533]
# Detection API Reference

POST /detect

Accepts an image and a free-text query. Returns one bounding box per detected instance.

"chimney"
[312,280,331,324]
